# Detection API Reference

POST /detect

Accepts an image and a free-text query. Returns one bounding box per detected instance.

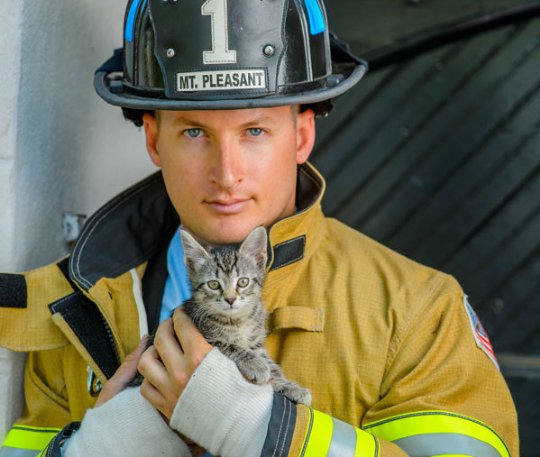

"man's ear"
[295,108,316,165]
[143,112,161,167]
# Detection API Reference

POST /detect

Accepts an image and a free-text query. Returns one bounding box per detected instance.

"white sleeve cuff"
[63,387,191,457]
[170,347,273,457]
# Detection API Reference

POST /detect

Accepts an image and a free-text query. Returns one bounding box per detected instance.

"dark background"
[317,1,540,455]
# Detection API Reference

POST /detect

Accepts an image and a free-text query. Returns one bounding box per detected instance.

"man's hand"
[138,309,212,420]
[94,336,149,407]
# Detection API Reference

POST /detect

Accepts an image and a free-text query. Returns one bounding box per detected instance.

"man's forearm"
[61,387,190,457]
[170,347,273,457]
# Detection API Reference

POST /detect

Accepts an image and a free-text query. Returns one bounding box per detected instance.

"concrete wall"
[0,0,155,441]
[8,0,155,272]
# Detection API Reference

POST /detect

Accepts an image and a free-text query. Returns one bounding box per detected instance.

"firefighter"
[0,0,518,456]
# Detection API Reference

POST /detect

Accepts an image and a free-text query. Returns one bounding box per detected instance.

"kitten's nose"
[225,298,236,306]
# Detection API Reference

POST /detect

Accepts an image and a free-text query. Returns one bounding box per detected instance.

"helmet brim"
[94,31,368,112]
[94,62,367,111]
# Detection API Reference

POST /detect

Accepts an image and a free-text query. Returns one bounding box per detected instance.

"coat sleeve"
[0,350,71,456]
[1,351,192,457]
[261,275,518,457]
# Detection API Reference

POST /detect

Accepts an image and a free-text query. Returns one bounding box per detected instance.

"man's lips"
[205,198,251,215]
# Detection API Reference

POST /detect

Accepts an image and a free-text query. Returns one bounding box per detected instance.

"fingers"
[140,377,171,419]
[138,345,169,388]
[95,336,149,407]
[138,312,212,421]
[172,309,212,368]
[152,319,187,383]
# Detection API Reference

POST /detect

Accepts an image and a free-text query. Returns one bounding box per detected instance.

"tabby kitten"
[181,226,311,406]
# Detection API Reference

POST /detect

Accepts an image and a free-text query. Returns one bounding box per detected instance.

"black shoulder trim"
[0,274,27,308]
[69,172,178,292]
[49,292,120,379]
[270,236,306,271]
[261,394,297,457]
[45,422,81,457]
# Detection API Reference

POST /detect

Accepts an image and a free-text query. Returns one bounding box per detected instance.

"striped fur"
[181,227,311,405]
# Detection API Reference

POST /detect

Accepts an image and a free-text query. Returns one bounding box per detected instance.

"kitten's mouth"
[205,198,251,215]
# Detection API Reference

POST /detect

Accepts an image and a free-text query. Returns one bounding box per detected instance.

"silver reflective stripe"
[327,417,357,457]
[393,433,503,457]
[0,447,40,457]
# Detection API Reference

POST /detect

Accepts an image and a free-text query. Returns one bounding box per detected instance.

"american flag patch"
[464,295,499,370]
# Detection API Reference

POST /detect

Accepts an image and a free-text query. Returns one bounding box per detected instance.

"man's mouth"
[205,198,251,215]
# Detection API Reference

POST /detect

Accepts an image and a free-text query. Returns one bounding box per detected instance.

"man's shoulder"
[0,257,73,352]
[324,217,462,299]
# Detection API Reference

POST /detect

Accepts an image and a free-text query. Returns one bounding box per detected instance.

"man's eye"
[184,128,204,138]
[247,128,264,137]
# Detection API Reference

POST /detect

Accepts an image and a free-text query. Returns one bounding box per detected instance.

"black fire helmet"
[94,0,367,114]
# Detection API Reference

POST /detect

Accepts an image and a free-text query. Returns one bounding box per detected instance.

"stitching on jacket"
[73,177,158,288]
[272,396,287,457]
[49,292,117,378]
[299,407,314,457]
[71,176,161,289]
[271,236,306,271]
[49,293,78,314]
[278,398,293,457]
[315,308,324,332]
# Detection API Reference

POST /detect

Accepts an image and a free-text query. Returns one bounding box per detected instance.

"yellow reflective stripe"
[2,425,59,451]
[299,410,379,457]
[302,409,334,457]
[364,411,509,457]
[355,428,379,457]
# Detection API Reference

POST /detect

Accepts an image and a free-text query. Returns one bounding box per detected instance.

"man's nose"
[210,139,243,189]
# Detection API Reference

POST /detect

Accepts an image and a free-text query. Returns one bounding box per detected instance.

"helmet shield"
[95,0,367,110]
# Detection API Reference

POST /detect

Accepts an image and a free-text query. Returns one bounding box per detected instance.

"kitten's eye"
[237,277,250,288]
[207,280,221,290]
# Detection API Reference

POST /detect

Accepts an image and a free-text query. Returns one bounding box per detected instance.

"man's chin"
[201,220,264,245]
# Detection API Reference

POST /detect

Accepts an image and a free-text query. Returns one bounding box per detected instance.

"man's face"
[143,106,315,244]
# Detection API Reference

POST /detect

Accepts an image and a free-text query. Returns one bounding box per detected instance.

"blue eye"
[248,128,264,137]
[185,128,203,138]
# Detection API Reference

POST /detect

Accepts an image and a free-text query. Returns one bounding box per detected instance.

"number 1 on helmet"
[202,0,237,65]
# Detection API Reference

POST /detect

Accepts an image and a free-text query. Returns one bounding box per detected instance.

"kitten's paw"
[277,383,312,406]
[236,357,272,385]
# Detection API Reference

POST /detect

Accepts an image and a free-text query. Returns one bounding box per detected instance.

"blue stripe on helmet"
[125,0,147,42]
[303,0,326,35]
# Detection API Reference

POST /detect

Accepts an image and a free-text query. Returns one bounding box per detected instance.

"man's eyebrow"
[239,116,276,127]
[170,115,277,128]
[171,116,206,127]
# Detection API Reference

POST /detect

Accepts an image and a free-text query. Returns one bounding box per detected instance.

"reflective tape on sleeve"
[302,410,334,457]
[1,425,59,452]
[355,428,379,457]
[364,411,510,457]
[300,410,378,457]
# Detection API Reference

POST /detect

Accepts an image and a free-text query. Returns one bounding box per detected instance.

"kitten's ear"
[181,229,211,271]
[239,226,268,270]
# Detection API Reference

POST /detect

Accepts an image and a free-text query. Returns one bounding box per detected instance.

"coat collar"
[68,162,326,292]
